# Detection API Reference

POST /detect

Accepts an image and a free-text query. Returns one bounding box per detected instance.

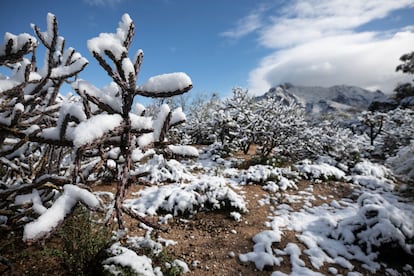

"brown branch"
[92,51,128,91]
[133,50,143,77]
[121,205,168,232]
[0,39,34,65]
[123,20,135,49]
[158,111,172,143]
[0,175,70,200]
[74,87,118,114]
[105,50,127,82]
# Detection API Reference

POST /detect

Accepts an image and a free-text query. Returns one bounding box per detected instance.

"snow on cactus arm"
[0,58,32,93]
[0,77,19,94]
[0,32,37,64]
[0,103,24,126]
[57,101,87,127]
[136,72,192,98]
[23,184,99,242]
[87,14,132,61]
[42,13,57,46]
[87,33,126,60]
[73,80,122,113]
[72,114,123,148]
[138,133,154,148]
[170,107,186,126]
[50,55,88,79]
[129,113,153,133]
[153,104,170,142]
[134,103,146,116]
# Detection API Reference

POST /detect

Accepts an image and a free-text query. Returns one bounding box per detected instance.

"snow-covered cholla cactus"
[0,13,194,241]
[0,13,88,236]
[72,14,193,230]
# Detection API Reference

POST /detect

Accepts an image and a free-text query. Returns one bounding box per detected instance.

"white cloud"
[259,0,414,48]
[220,12,263,39]
[220,4,274,39]
[226,0,414,95]
[248,31,414,94]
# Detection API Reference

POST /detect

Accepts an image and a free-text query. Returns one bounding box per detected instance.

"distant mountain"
[259,83,389,116]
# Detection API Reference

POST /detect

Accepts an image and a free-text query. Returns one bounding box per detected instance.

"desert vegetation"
[1,13,413,275]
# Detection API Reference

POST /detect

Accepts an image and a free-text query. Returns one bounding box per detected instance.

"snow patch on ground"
[103,242,161,276]
[239,159,414,274]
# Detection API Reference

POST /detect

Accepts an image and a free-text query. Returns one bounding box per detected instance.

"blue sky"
[1,0,414,102]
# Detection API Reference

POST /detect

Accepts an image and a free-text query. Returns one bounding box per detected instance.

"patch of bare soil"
[157,184,272,275]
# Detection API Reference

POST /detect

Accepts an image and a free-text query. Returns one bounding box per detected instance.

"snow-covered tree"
[358,111,386,146]
[185,92,221,145]
[223,88,257,154]
[394,51,414,106]
[253,94,307,159]
[186,88,310,162]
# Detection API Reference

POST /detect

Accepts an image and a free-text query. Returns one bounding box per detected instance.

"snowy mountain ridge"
[260,83,388,115]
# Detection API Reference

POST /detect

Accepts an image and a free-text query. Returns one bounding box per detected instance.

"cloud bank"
[223,0,414,95]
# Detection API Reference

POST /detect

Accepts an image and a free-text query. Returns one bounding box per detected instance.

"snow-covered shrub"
[225,164,298,191]
[132,153,194,184]
[294,159,346,181]
[254,94,308,159]
[124,176,247,217]
[221,88,257,154]
[352,160,392,179]
[70,14,194,232]
[358,111,386,146]
[185,92,221,145]
[380,108,414,156]
[386,140,414,183]
[310,122,366,166]
[335,192,414,257]
[351,160,395,191]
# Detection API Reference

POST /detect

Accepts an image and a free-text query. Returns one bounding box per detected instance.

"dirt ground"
[132,181,359,276]
[0,180,410,275]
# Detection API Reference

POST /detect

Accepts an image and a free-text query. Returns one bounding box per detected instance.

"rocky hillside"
[260,83,388,116]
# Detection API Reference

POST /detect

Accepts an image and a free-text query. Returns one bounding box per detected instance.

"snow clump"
[103,242,161,276]
[294,159,345,180]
